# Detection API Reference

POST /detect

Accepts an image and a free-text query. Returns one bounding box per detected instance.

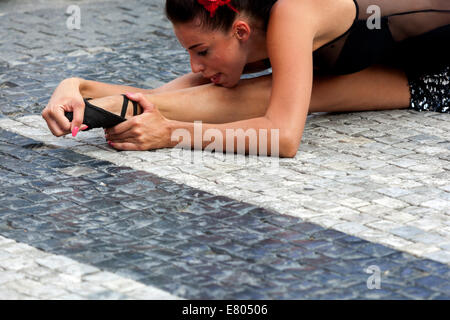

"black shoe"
[65,94,140,130]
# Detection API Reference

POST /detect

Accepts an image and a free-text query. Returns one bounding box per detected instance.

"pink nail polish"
[72,126,79,137]
[81,125,89,131]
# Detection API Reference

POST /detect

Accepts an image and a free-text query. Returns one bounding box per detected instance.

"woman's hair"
[165,0,277,32]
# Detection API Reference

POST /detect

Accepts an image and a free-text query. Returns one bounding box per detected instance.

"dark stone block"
[28,179,58,189]
[4,229,50,243]
[104,166,136,175]
[225,213,264,229]
[409,259,450,274]
[415,275,449,290]
[83,198,122,210]
[357,243,399,258]
[71,251,116,265]
[204,209,239,220]
[335,235,368,247]
[401,286,436,299]
[310,229,347,241]
[288,222,324,235]
[82,159,114,169]
[220,201,260,215]
[2,197,34,209]
[251,223,282,234]
[291,239,333,251]
[114,250,149,262]
[18,191,54,203]
[271,230,310,242]
[144,248,183,261]
[140,274,174,288]
[32,238,67,251]
[177,188,214,200]
[320,244,366,259]
[47,149,93,163]
[230,286,270,300]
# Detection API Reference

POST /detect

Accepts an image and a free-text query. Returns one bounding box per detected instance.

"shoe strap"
[120,94,140,118]
[120,94,128,118]
[132,100,138,116]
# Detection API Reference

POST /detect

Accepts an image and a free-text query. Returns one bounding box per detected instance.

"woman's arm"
[107,1,319,157]
[263,0,319,156]
[164,0,320,157]
[166,116,281,156]
[79,72,211,98]
[43,72,211,136]
[106,0,321,158]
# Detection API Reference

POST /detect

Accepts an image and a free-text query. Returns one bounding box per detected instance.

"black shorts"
[407,64,449,113]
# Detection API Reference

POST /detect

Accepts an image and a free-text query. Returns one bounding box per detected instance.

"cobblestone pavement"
[1,0,449,299]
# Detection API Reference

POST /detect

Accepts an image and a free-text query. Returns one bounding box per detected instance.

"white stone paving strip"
[1,114,450,265]
[0,235,181,300]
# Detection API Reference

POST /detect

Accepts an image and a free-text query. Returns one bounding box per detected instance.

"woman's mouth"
[210,73,221,84]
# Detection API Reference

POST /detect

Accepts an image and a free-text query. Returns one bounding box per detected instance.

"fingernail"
[72,126,79,137]
[81,125,89,131]
[108,141,114,146]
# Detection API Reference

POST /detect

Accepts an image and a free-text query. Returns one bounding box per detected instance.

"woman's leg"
[309,65,411,113]
[87,65,411,123]
[147,64,411,120]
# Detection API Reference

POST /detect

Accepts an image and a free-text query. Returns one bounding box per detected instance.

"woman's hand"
[104,93,172,151]
[41,78,87,137]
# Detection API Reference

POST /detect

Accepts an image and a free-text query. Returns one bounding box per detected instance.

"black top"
[312,0,450,77]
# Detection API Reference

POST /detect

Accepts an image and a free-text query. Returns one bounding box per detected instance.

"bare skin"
[92,64,410,125]
[42,0,413,157]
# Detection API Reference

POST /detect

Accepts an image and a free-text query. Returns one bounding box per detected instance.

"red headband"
[197,0,239,18]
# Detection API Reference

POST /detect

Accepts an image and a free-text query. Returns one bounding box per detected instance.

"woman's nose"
[190,57,205,74]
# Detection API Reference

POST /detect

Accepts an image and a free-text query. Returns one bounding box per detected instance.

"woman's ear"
[233,20,251,41]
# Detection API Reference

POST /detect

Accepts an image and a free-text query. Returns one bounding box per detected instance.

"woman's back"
[313,0,450,76]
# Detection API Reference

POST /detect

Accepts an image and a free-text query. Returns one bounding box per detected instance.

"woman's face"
[173,20,248,88]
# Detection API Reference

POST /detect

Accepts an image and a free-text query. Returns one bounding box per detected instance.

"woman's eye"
[198,50,208,56]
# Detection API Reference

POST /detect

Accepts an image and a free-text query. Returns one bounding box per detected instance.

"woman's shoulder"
[269,0,358,50]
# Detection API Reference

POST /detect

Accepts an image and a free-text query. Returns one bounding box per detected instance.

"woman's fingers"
[104,116,135,137]
[125,92,155,113]
[53,104,72,133]
[42,102,88,137]
[42,104,71,136]
[105,127,135,141]
[108,141,147,151]
[69,100,86,135]
[42,114,67,137]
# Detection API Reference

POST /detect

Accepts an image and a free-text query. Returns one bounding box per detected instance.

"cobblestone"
[1,127,450,299]
[0,235,179,299]
[1,0,450,300]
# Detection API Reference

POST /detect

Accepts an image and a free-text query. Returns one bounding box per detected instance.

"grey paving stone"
[390,226,425,239]
[1,0,450,300]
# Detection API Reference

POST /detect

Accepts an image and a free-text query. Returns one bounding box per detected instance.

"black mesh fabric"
[313,0,450,76]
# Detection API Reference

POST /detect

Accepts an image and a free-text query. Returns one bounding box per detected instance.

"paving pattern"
[1,127,450,299]
[0,0,449,299]
[0,235,179,299]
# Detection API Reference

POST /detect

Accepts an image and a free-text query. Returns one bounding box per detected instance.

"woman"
[41,0,450,157]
